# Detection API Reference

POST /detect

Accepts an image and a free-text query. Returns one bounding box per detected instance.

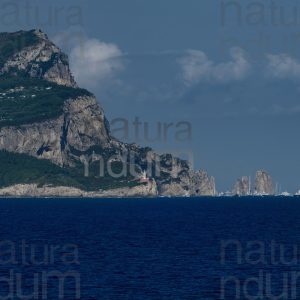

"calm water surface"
[0,197,299,299]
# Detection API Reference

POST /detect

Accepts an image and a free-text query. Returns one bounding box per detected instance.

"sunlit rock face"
[255,170,274,195]
[0,29,77,87]
[233,176,250,196]
[0,96,110,166]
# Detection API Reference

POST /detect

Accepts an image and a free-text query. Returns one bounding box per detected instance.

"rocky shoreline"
[0,181,158,198]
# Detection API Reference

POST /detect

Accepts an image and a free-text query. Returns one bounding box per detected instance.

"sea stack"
[255,170,274,195]
[233,176,250,196]
[193,171,216,196]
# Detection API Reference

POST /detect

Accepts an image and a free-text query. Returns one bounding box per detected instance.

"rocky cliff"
[0,29,215,197]
[255,170,274,195]
[233,176,250,196]
[0,95,110,166]
[0,30,76,87]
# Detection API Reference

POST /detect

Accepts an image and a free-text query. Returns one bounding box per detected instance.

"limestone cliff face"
[0,95,110,166]
[191,171,216,196]
[233,176,250,196]
[255,170,274,195]
[0,29,76,87]
[158,170,216,197]
[0,29,215,197]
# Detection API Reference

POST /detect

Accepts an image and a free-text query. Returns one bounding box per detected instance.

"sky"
[1,0,300,192]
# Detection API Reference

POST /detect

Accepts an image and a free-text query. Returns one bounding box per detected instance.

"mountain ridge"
[0,29,216,197]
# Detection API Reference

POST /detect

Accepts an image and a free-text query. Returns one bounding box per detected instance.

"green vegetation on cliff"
[0,151,139,191]
[0,30,39,67]
[0,76,91,127]
[0,30,153,194]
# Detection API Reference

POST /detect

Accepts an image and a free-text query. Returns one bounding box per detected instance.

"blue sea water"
[0,196,299,299]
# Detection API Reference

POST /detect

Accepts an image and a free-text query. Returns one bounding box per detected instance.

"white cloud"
[178,48,250,86]
[52,27,87,53]
[69,38,125,88]
[266,54,300,80]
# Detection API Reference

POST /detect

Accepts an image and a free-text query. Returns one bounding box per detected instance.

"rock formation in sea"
[158,170,216,197]
[254,170,274,195]
[233,176,250,196]
[193,171,216,196]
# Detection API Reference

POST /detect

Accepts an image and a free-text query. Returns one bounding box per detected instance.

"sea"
[0,196,299,299]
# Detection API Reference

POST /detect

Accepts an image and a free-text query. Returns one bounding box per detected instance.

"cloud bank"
[178,48,250,86]
[69,38,125,88]
[266,54,300,80]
